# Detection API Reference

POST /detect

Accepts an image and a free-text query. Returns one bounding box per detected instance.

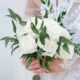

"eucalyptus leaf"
[39,32,45,45]
[44,9,48,18]
[33,74,40,80]
[63,44,70,53]
[44,61,51,71]
[8,8,27,26]
[74,47,80,56]
[35,16,38,26]
[11,45,19,55]
[39,26,47,45]
[31,23,39,34]
[50,5,53,12]
[46,56,53,62]
[12,20,16,33]
[46,34,50,39]
[8,8,17,20]
[28,57,33,64]
[56,42,61,55]
[20,54,28,59]
[0,37,11,47]
[40,0,46,4]
[37,49,43,59]
[11,41,19,49]
[14,14,27,26]
[39,59,44,67]
[47,0,50,6]
[59,36,73,45]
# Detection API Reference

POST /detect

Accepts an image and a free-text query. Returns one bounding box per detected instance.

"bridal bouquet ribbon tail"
[0,8,80,80]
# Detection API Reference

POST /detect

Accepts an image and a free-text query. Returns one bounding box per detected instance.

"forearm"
[26,0,41,16]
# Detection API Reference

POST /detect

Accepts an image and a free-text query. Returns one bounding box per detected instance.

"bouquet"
[1,0,80,80]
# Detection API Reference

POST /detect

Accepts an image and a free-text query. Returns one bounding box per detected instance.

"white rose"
[56,43,74,60]
[54,26,74,60]
[24,18,62,41]
[37,38,58,57]
[44,19,62,41]
[16,17,42,39]
[60,27,71,39]
[19,34,37,54]
[42,51,56,57]
[23,18,42,39]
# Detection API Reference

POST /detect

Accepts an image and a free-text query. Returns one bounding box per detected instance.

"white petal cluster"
[17,17,74,60]
[19,34,37,54]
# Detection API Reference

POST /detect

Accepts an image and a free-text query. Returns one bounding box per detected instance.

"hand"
[22,58,64,74]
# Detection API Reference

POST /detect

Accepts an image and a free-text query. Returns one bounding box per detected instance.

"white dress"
[13,0,80,80]
[39,0,80,80]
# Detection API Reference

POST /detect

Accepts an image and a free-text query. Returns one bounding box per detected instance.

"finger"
[43,68,50,73]
[22,59,27,66]
[32,68,45,73]
[31,59,39,65]
[28,64,41,70]
[55,58,63,64]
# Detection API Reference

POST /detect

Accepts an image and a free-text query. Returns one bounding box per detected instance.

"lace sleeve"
[59,0,80,71]
[25,0,41,17]
[63,0,80,30]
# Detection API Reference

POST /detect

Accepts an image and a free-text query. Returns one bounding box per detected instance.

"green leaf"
[8,8,27,26]
[41,21,44,27]
[44,9,48,18]
[40,0,46,4]
[39,26,47,45]
[28,57,33,64]
[63,44,70,53]
[39,21,44,30]
[57,15,61,22]
[22,33,28,37]
[39,33,45,45]
[70,32,75,36]
[74,44,80,55]
[37,49,43,59]
[74,47,80,56]
[12,20,16,33]
[59,36,73,45]
[75,44,80,49]
[6,15,16,20]
[56,42,61,55]
[57,11,66,23]
[46,56,53,62]
[62,11,66,17]
[47,0,50,6]
[42,26,46,35]
[11,46,19,55]
[0,36,19,48]
[20,21,27,26]
[50,4,53,11]
[20,54,28,59]
[31,23,39,34]
[11,41,19,49]
[35,16,38,25]
[46,34,50,39]
[44,61,51,71]
[33,74,40,80]
[0,37,10,47]
[8,8,17,20]
[14,14,27,26]
[60,23,64,27]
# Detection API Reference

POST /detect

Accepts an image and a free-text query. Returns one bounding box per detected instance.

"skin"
[25,0,41,16]
[22,0,64,73]
[22,58,64,73]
